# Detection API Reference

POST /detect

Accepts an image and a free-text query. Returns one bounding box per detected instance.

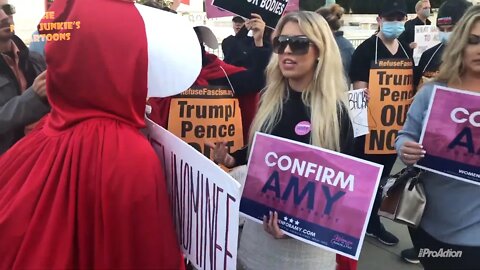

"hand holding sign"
[206,141,236,168]
[399,141,426,165]
[263,211,289,239]
[246,13,266,47]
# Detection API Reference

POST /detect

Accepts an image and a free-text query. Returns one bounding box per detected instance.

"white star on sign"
[283,216,288,221]
[289,218,294,223]
[295,220,300,225]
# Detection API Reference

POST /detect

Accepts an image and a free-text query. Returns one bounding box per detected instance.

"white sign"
[348,89,369,138]
[146,117,241,270]
[413,25,440,66]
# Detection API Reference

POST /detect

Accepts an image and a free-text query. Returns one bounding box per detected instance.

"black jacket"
[222,26,272,68]
[0,36,48,154]
[398,17,432,48]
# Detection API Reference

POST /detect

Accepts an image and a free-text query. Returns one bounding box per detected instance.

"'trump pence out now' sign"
[212,0,289,28]
[366,59,414,154]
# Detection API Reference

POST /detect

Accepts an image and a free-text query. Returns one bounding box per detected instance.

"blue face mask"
[381,21,405,40]
[439,31,452,44]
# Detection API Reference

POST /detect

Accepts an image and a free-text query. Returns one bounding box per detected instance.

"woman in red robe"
[0,0,201,268]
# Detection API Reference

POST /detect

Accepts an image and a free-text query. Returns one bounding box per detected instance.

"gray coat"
[0,36,49,154]
[334,31,355,78]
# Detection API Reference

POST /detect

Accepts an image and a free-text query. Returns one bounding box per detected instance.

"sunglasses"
[273,35,313,55]
[1,4,15,16]
[468,34,480,45]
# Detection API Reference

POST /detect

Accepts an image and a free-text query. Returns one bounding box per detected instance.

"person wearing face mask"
[398,0,431,51]
[349,0,411,248]
[413,0,472,88]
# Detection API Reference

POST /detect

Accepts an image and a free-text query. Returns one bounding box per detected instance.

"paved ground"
[359,219,422,270]
[358,160,423,270]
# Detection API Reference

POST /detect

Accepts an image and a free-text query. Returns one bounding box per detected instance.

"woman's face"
[277,21,319,84]
[463,20,480,76]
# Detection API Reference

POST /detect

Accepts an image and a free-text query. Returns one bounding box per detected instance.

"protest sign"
[241,133,383,259]
[146,118,241,270]
[348,89,369,138]
[284,0,299,12]
[413,25,440,66]
[212,0,289,28]
[206,0,235,18]
[167,86,244,162]
[365,59,414,154]
[416,86,480,185]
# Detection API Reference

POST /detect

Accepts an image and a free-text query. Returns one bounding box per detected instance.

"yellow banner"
[365,59,414,154]
[168,86,244,162]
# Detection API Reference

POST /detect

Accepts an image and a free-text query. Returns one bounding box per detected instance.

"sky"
[10,0,44,43]
[8,0,222,45]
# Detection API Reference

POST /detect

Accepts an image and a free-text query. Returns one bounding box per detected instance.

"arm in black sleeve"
[230,146,249,166]
[399,20,415,46]
[210,46,271,95]
[221,37,233,61]
[0,88,50,134]
[414,53,429,90]
[339,104,355,156]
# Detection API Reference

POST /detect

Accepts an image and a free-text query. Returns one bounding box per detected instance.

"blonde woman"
[210,11,354,270]
[396,6,480,270]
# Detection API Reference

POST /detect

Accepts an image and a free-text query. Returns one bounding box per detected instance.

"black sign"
[212,0,289,29]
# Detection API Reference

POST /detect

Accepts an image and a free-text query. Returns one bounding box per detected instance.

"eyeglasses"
[1,4,15,16]
[468,35,480,45]
[272,35,313,55]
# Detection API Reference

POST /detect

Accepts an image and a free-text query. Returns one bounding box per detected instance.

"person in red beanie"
[0,0,202,268]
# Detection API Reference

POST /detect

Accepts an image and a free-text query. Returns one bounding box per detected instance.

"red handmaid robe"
[0,0,185,269]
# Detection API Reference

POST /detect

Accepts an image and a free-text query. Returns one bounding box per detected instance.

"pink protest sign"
[284,0,299,13]
[206,0,235,18]
[417,86,480,184]
[241,133,383,260]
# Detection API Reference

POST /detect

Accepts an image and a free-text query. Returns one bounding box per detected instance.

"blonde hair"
[249,11,349,151]
[436,5,480,85]
[415,1,423,12]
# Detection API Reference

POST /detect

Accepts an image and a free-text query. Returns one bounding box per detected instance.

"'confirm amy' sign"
[241,133,383,260]
[417,86,480,184]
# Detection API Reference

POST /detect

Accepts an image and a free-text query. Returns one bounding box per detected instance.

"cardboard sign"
[348,89,369,138]
[206,0,235,18]
[284,0,299,13]
[146,118,241,270]
[167,86,244,162]
[241,133,383,260]
[416,86,480,185]
[365,59,414,154]
[212,0,289,28]
[413,25,440,66]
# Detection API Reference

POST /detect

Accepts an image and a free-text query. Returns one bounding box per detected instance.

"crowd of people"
[0,0,479,269]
